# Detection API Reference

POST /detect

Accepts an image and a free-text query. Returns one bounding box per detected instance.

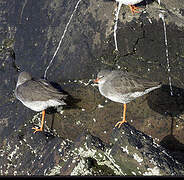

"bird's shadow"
[147,84,184,118]
[147,84,184,164]
[138,0,155,6]
[47,81,81,113]
[42,81,81,138]
[159,117,184,164]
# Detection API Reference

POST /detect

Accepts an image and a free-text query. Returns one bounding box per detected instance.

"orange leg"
[32,110,45,133]
[115,103,127,128]
[128,5,140,14]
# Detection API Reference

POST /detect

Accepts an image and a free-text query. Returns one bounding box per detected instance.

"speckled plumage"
[96,70,161,104]
[94,69,162,128]
[15,71,67,112]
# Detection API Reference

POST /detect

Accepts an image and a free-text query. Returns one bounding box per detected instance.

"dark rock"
[0,0,184,176]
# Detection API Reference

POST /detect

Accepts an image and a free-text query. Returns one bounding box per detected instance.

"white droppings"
[143,166,160,175]
[159,12,173,96]
[78,80,83,84]
[43,0,82,78]
[81,108,85,111]
[75,79,93,86]
[8,145,19,160]
[71,158,91,175]
[121,146,129,154]
[71,141,125,175]
[59,110,64,114]
[133,153,143,163]
[113,1,123,51]
[0,150,4,157]
[84,79,92,86]
[98,104,104,108]
[93,118,96,122]
[46,164,63,175]
[98,153,103,158]
[103,148,125,175]
[149,158,157,166]
[148,18,152,24]
[153,137,160,142]
[76,121,81,125]
[91,83,98,87]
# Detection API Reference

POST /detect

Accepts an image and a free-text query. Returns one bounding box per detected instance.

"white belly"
[99,84,161,104]
[116,0,143,5]
[20,100,62,112]
[100,91,143,104]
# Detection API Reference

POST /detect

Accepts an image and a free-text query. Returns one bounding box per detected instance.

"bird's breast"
[117,0,143,5]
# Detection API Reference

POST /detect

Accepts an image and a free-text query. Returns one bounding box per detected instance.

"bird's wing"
[109,71,161,94]
[17,79,67,102]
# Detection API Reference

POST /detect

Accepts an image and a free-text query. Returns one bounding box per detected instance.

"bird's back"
[99,70,161,103]
[15,79,67,102]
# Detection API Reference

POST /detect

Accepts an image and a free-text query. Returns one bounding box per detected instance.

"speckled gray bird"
[94,69,162,128]
[15,71,67,133]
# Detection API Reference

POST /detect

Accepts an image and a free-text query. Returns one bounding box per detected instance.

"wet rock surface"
[0,0,184,176]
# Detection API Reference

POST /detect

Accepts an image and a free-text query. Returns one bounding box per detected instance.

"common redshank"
[15,71,67,133]
[116,0,144,14]
[94,69,162,128]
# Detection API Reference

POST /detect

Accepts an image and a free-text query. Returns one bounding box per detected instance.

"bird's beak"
[93,78,99,83]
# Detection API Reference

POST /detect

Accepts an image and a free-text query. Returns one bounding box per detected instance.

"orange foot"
[128,5,140,14]
[115,119,127,128]
[32,127,43,133]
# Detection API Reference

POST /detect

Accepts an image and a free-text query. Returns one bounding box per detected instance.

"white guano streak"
[44,0,82,79]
